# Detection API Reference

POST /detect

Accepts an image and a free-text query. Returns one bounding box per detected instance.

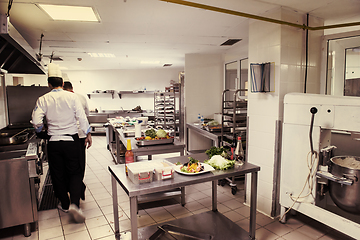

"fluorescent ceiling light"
[39,4,99,22]
[88,53,115,58]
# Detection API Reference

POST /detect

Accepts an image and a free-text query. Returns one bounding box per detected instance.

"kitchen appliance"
[0,85,49,236]
[280,93,360,239]
[0,138,45,237]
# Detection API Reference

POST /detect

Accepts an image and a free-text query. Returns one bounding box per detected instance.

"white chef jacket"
[31,88,91,141]
[75,92,89,138]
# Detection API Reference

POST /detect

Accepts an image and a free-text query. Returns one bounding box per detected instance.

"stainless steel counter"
[109,153,260,240]
[109,124,185,163]
[186,123,222,150]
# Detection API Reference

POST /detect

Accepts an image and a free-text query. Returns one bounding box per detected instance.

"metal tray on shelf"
[136,138,174,146]
[149,224,213,240]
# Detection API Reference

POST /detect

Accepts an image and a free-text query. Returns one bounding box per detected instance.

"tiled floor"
[0,135,356,240]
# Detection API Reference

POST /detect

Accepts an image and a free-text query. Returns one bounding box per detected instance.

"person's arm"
[74,96,92,148]
[31,98,46,132]
[85,132,92,149]
[84,98,90,117]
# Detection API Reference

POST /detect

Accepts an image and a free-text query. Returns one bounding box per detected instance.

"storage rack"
[154,92,177,134]
[220,89,248,195]
[221,89,247,147]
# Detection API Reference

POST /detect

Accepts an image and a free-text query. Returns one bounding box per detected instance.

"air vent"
[163,63,172,67]
[220,39,241,46]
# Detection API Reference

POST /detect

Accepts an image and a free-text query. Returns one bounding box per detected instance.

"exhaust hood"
[0,15,45,75]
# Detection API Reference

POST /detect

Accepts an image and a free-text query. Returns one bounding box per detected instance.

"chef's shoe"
[57,203,69,213]
[69,204,85,223]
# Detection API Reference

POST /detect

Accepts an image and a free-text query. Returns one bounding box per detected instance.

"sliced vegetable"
[180,157,204,173]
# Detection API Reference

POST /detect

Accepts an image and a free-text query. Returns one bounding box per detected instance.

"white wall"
[185,53,224,151]
[246,8,323,216]
[15,68,183,112]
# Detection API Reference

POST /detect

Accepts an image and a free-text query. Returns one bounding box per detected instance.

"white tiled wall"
[14,68,184,112]
[246,7,323,216]
[185,53,224,151]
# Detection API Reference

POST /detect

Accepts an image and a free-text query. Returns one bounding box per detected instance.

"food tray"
[205,125,231,132]
[136,138,174,146]
[149,224,213,240]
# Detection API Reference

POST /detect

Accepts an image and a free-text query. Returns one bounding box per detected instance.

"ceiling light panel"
[39,4,99,22]
[88,53,115,58]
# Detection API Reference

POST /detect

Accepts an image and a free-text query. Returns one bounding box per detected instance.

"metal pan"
[136,138,174,146]
[0,128,30,145]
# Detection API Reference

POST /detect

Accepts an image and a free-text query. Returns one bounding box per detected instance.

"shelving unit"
[220,89,248,195]
[154,92,177,133]
[87,90,115,99]
[118,91,154,99]
[221,89,247,147]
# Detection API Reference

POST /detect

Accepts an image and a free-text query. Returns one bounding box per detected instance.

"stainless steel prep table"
[186,123,222,151]
[108,153,260,240]
[110,124,185,163]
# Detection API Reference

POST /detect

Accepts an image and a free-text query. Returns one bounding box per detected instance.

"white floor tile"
[64,230,91,240]
[87,224,113,239]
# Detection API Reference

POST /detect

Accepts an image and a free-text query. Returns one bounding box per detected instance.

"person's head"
[48,77,63,89]
[63,81,73,92]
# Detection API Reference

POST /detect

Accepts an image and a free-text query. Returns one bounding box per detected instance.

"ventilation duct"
[0,15,45,74]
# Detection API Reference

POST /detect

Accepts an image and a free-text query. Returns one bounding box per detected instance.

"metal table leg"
[212,180,217,211]
[115,129,121,164]
[130,196,138,240]
[249,172,258,240]
[181,187,185,206]
[111,175,120,238]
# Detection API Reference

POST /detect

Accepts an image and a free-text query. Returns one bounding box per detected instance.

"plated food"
[174,157,215,175]
[179,157,204,173]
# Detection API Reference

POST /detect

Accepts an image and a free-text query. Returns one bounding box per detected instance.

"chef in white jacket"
[31,63,91,223]
[63,80,89,201]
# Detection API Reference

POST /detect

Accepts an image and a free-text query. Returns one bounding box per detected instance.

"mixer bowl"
[329,156,360,214]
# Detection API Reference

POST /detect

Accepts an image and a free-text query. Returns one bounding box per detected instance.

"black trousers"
[79,137,86,195]
[47,137,82,209]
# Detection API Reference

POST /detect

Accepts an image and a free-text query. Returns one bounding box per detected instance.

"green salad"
[204,155,235,170]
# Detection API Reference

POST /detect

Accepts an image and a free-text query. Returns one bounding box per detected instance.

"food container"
[137,117,148,126]
[136,138,174,146]
[127,162,154,184]
[152,160,175,181]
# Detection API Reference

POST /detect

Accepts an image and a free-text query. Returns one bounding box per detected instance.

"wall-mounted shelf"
[118,90,154,99]
[87,90,115,99]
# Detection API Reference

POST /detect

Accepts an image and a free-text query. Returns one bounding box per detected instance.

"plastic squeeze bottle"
[125,139,134,176]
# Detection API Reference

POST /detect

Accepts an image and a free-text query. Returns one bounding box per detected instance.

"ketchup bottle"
[230,136,237,160]
[125,139,134,175]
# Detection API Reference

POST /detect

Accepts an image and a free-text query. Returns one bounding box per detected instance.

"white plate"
[174,163,215,175]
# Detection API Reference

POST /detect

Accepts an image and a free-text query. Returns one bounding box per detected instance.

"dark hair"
[48,77,63,88]
[63,81,73,91]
